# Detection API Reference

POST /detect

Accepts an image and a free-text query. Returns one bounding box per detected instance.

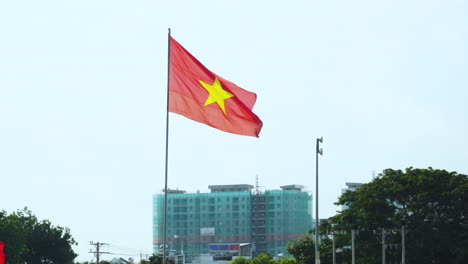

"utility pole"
[401,227,405,264]
[382,229,386,264]
[332,231,336,264]
[89,241,109,264]
[351,230,355,264]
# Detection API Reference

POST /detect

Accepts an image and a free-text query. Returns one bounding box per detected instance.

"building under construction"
[152,184,313,258]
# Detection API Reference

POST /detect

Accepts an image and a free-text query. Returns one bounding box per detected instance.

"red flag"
[169,36,263,137]
[0,241,5,264]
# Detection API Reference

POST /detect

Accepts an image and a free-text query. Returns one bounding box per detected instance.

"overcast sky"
[1,0,467,262]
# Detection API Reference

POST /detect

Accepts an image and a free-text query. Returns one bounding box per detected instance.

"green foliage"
[149,254,163,264]
[250,253,275,264]
[286,233,315,264]
[230,253,295,264]
[276,258,296,264]
[0,211,28,263]
[231,256,250,264]
[330,167,468,264]
[285,168,467,264]
[0,208,77,264]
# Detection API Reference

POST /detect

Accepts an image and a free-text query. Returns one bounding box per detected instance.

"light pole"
[315,137,323,264]
[174,235,179,253]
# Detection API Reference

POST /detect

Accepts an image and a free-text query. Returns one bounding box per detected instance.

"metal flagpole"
[315,137,323,264]
[163,28,172,264]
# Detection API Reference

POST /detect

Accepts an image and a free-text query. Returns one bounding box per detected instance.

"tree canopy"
[328,167,468,264]
[230,253,295,264]
[0,208,77,264]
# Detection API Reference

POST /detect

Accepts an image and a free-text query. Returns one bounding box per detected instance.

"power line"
[106,243,152,255]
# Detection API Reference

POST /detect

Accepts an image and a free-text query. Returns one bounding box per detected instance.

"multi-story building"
[341,182,363,210]
[152,184,313,258]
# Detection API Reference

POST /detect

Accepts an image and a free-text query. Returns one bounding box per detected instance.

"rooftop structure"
[343,182,363,191]
[341,182,364,210]
[208,184,254,193]
[280,184,304,191]
[164,189,187,194]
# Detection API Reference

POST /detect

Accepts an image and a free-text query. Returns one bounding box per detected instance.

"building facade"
[341,182,364,210]
[153,184,313,258]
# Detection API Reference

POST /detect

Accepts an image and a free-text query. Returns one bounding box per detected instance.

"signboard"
[201,227,215,236]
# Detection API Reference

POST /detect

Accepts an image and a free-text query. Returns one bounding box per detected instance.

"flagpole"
[163,27,171,264]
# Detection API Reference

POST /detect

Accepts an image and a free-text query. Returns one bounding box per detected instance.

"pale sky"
[1,0,467,262]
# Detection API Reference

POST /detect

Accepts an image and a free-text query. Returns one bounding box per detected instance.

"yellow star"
[199,77,234,115]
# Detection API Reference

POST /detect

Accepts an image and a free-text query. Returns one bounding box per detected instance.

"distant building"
[110,257,131,264]
[153,184,313,258]
[341,182,364,210]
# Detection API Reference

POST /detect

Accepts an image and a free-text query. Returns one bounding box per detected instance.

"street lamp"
[174,235,184,255]
[315,137,323,264]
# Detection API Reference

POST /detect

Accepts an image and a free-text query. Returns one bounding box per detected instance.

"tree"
[286,228,350,264]
[285,232,315,264]
[230,256,250,264]
[230,253,295,264]
[148,254,163,264]
[0,208,78,264]
[276,258,296,264]
[0,211,28,263]
[249,253,276,264]
[330,167,468,264]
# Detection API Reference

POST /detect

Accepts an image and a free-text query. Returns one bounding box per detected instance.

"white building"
[341,182,363,210]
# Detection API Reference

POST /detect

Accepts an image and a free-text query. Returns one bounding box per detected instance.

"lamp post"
[315,137,323,264]
[174,235,179,253]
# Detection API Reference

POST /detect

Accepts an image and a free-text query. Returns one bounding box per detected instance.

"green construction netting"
[153,190,312,257]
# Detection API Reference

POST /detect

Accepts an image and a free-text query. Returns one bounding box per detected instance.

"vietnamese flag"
[169,36,263,137]
[0,241,5,264]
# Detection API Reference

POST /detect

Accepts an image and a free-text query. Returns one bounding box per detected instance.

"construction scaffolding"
[153,185,313,259]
